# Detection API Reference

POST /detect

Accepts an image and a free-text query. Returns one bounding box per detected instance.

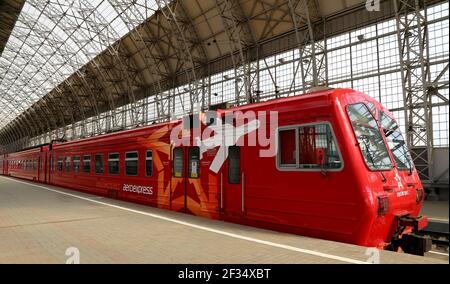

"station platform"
[420,200,449,261]
[0,175,446,264]
[421,201,449,222]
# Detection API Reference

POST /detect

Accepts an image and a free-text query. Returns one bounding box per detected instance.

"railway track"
[419,219,449,255]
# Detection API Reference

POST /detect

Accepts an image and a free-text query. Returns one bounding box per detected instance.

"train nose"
[380,172,420,217]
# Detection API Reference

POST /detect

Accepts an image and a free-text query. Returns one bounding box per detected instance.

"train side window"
[173,147,183,178]
[73,156,81,173]
[83,155,91,173]
[57,156,63,172]
[278,129,297,168]
[95,154,104,174]
[108,153,120,175]
[146,150,153,177]
[125,151,139,176]
[228,146,241,184]
[298,124,342,169]
[188,147,200,179]
[277,123,343,170]
[65,156,71,172]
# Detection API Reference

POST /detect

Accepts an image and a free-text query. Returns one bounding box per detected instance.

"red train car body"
[1,89,431,254]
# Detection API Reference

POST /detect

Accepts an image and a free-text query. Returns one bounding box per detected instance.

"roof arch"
[2,0,444,151]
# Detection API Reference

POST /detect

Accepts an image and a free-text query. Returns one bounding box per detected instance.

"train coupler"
[398,215,428,232]
[394,216,432,256]
[398,233,432,256]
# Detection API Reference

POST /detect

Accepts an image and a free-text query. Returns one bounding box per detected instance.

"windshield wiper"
[405,150,413,176]
[360,135,387,182]
[383,127,413,176]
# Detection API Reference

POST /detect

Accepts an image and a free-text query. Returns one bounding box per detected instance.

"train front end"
[343,91,432,255]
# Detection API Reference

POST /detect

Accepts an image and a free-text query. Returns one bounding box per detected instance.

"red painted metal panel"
[1,89,426,250]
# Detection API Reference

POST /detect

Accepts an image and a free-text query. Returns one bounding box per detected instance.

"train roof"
[47,88,375,149]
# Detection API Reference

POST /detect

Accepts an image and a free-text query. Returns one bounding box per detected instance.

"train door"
[4,157,8,175]
[42,153,47,183]
[222,146,244,217]
[37,151,47,183]
[38,154,42,182]
[170,146,202,215]
[46,152,52,184]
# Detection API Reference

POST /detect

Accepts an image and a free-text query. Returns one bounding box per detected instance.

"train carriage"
[0,154,5,175]
[1,88,430,255]
[5,147,44,182]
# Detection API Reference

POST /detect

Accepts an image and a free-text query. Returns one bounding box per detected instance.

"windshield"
[380,112,413,171]
[347,103,392,171]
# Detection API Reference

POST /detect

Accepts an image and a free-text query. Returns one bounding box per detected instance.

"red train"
[0,88,431,255]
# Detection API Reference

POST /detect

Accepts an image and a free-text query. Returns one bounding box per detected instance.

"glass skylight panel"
[0,0,160,129]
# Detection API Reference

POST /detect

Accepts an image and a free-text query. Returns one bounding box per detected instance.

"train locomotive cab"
[339,90,431,255]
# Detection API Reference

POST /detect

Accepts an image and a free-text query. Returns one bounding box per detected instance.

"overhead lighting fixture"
[278,58,285,64]
[357,34,365,42]
[223,75,230,80]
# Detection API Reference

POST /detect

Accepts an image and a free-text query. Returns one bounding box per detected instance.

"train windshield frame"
[379,111,413,171]
[346,103,393,171]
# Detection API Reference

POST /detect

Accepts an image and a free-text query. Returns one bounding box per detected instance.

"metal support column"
[394,0,433,186]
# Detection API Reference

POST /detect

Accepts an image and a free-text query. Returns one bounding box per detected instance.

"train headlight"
[377,196,389,216]
[416,188,424,203]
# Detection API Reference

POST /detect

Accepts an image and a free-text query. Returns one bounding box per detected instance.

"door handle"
[242,172,245,213]
[220,172,223,210]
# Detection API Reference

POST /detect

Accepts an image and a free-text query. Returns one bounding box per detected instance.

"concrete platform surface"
[421,201,449,221]
[0,176,446,264]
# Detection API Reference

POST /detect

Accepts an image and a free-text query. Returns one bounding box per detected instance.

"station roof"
[0,0,443,145]
[0,0,25,56]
